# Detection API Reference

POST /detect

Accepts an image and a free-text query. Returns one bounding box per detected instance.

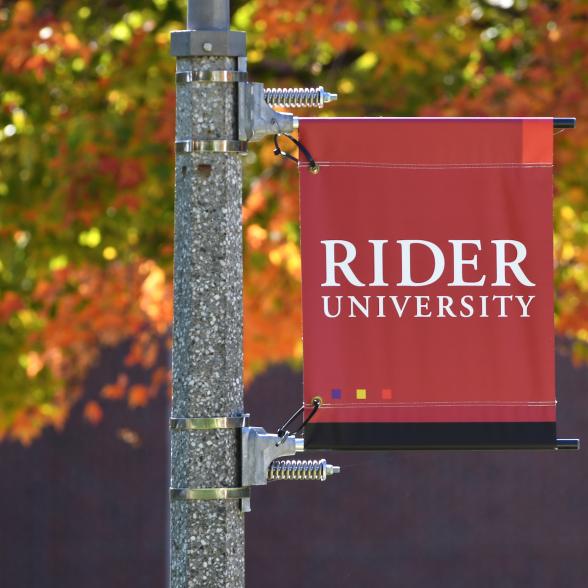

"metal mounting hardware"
[264,86,338,109]
[268,459,341,481]
[240,84,337,141]
[240,425,341,512]
[554,118,576,129]
[241,426,304,488]
[170,29,247,57]
[175,139,248,154]
[557,438,580,450]
[168,423,341,511]
[170,414,248,431]
[170,487,251,501]
[173,68,337,150]
[239,82,296,142]
[176,70,248,83]
[170,424,341,512]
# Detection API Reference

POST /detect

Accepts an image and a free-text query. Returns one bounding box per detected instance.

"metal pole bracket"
[170,414,249,431]
[176,70,248,83]
[241,427,304,488]
[175,139,248,154]
[239,425,341,512]
[171,29,247,57]
[239,82,295,142]
[174,65,337,152]
[170,487,251,501]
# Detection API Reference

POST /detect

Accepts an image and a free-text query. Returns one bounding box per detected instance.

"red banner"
[299,118,556,449]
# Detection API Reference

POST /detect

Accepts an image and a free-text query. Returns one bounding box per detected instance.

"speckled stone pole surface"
[170,54,245,588]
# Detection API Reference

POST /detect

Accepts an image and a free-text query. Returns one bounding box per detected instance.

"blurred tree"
[0,0,587,444]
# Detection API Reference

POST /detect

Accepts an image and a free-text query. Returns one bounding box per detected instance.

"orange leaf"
[10,412,39,446]
[101,382,125,400]
[0,291,24,322]
[128,384,149,408]
[102,373,129,399]
[83,401,103,425]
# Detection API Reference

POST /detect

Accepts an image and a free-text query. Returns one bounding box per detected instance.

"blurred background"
[0,0,587,587]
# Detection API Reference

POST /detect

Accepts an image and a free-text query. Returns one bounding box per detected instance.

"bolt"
[326,464,341,476]
[202,42,213,52]
[323,91,338,105]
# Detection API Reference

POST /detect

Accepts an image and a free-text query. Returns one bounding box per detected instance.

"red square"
[381,389,393,400]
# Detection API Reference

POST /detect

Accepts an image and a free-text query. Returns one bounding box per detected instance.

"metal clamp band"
[176,139,248,154]
[170,415,248,431]
[176,70,247,84]
[170,487,250,501]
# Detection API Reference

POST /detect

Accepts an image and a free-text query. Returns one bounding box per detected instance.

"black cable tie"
[293,397,321,437]
[276,397,321,443]
[273,132,319,174]
[277,405,304,439]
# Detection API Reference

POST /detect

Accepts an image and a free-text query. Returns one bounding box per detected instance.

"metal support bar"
[345,441,581,451]
[556,438,580,450]
[554,117,576,129]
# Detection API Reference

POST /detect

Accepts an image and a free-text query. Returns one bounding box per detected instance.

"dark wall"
[0,347,586,588]
[246,355,588,588]
[0,345,169,588]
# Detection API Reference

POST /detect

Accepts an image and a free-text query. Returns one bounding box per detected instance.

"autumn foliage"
[1,0,587,444]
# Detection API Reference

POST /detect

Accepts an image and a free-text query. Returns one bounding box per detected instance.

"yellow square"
[356,388,367,400]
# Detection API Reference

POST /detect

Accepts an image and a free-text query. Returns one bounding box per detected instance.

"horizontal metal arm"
[554,118,576,129]
[556,438,580,450]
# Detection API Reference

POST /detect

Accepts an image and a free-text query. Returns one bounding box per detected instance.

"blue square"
[331,388,342,400]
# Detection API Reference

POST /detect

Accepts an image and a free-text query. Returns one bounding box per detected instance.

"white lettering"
[397,240,445,287]
[349,296,371,318]
[438,295,457,317]
[321,240,365,287]
[322,295,342,318]
[368,240,389,286]
[492,240,535,286]
[415,296,432,317]
[377,295,386,317]
[493,294,513,318]
[448,240,485,286]
[389,296,411,317]
[480,295,488,317]
[460,295,474,318]
[515,295,535,317]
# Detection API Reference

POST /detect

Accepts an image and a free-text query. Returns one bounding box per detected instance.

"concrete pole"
[170,0,245,586]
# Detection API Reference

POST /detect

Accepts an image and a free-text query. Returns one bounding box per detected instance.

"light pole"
[168,3,341,585]
[169,1,246,586]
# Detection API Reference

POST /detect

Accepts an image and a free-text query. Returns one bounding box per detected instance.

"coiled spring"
[268,458,340,481]
[264,87,337,109]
